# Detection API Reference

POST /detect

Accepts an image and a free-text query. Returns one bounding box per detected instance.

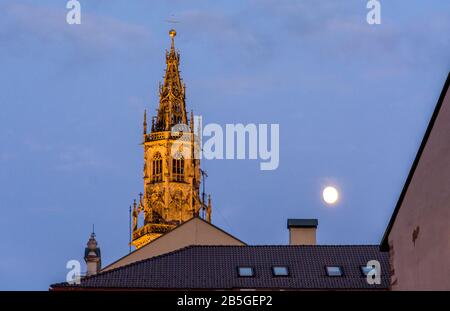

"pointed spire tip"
[169,29,176,51]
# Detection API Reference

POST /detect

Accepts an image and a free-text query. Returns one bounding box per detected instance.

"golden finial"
[169,29,177,51]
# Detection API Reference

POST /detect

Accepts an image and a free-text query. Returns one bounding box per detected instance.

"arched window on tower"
[152,153,163,182]
[171,114,182,126]
[172,155,184,182]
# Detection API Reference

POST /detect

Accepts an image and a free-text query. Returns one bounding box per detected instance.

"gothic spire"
[154,29,187,132]
[131,30,211,250]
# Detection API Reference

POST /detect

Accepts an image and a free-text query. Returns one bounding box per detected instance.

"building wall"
[103,218,245,272]
[388,85,450,290]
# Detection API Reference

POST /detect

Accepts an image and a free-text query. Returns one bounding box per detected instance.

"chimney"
[287,219,318,245]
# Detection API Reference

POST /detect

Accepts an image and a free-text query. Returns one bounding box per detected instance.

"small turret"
[143,109,147,135]
[84,227,101,276]
[206,195,212,223]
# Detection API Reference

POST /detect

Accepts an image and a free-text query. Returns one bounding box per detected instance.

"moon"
[323,186,339,204]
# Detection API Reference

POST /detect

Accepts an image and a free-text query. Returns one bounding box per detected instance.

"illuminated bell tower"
[131,29,212,249]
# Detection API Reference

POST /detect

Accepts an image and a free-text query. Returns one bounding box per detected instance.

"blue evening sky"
[0,0,449,290]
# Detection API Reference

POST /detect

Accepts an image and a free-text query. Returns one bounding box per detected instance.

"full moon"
[323,186,339,204]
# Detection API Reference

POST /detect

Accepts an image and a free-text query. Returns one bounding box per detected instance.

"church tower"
[84,229,101,276]
[131,30,212,249]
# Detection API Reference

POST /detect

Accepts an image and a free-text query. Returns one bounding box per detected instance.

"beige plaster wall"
[389,86,450,290]
[103,218,245,272]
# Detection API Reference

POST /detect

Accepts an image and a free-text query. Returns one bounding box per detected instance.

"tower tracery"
[131,30,212,249]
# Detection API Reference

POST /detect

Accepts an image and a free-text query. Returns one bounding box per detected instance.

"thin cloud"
[176,9,273,62]
[55,145,112,172]
[0,2,153,61]
[27,206,63,214]
[175,1,450,73]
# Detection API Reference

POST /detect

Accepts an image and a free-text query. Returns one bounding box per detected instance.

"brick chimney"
[287,219,318,245]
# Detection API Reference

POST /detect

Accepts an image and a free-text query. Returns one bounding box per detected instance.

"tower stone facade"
[131,30,212,249]
[84,231,101,276]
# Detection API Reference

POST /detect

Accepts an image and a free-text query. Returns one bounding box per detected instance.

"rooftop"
[51,245,389,290]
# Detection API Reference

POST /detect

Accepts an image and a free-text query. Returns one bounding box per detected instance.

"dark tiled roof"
[51,245,389,290]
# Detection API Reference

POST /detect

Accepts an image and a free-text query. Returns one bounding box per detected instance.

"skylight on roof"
[326,266,343,277]
[238,267,254,277]
[272,266,289,276]
[361,265,376,276]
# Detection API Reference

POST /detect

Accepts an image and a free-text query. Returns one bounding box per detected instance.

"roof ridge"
[171,244,381,247]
